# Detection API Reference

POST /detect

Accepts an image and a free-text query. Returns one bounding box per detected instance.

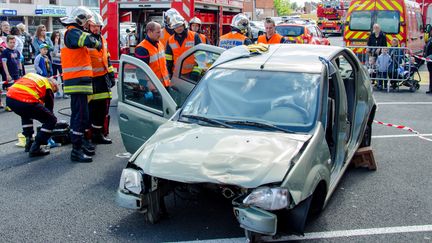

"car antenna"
[260,45,282,70]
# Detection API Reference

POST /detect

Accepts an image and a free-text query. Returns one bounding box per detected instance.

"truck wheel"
[245,229,262,243]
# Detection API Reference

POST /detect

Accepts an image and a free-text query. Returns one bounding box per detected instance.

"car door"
[118,44,224,153]
[315,26,329,45]
[307,26,320,45]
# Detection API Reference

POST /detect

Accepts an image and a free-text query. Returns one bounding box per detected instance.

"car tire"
[360,123,372,148]
[245,229,262,243]
[146,190,161,224]
[308,181,326,217]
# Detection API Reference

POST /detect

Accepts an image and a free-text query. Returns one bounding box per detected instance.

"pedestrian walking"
[367,23,387,58]
[6,73,58,157]
[87,13,115,144]
[16,23,33,65]
[257,18,286,44]
[165,10,202,77]
[34,43,53,77]
[32,25,54,58]
[60,6,102,163]
[218,13,252,49]
[50,30,66,98]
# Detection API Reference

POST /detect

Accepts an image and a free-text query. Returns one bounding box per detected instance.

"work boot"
[24,137,34,152]
[82,139,96,156]
[29,142,50,157]
[92,133,112,144]
[71,148,93,163]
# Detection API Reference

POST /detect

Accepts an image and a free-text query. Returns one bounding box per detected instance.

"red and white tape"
[413,54,432,63]
[374,120,432,142]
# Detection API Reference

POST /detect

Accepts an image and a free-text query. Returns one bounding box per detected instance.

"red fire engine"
[316,0,349,35]
[100,0,244,70]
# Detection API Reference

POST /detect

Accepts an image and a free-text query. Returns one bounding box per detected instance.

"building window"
[62,0,80,6]
[50,0,58,4]
[10,0,33,3]
[83,0,99,7]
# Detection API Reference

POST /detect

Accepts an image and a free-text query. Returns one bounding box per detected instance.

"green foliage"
[274,0,297,16]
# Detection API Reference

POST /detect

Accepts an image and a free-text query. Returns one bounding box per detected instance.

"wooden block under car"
[351,146,377,171]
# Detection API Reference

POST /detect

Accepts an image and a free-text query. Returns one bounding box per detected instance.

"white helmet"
[89,12,104,27]
[190,17,202,25]
[164,8,181,29]
[169,13,186,29]
[231,13,249,31]
[60,6,94,26]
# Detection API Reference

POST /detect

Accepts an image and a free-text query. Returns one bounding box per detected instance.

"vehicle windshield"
[349,10,400,34]
[179,69,321,133]
[276,25,304,37]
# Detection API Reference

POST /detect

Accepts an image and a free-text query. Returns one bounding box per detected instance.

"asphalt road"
[1,40,432,242]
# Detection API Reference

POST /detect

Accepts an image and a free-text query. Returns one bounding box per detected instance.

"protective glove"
[144,91,154,100]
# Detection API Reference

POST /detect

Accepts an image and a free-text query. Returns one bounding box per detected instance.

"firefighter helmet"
[190,17,202,26]
[168,13,186,29]
[89,12,104,27]
[231,13,249,32]
[60,6,94,27]
[164,8,181,29]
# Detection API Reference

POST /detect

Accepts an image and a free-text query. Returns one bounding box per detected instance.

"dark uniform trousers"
[70,94,90,148]
[6,97,57,144]
[89,75,111,134]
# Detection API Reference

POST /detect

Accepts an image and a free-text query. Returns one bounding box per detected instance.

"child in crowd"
[367,56,377,81]
[34,43,52,78]
[1,35,22,108]
[376,48,391,90]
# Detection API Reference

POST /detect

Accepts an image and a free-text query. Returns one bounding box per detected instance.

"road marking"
[377,102,432,105]
[188,224,432,242]
[373,134,432,139]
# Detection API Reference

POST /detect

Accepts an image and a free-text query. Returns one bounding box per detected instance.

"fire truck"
[100,0,244,69]
[316,0,350,35]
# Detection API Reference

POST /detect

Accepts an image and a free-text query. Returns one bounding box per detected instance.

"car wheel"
[146,190,161,224]
[360,123,372,148]
[308,181,326,217]
[245,229,262,243]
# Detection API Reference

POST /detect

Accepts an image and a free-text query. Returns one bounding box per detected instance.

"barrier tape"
[374,120,432,142]
[413,55,432,63]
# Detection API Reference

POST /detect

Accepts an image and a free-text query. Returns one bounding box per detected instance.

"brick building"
[243,0,276,20]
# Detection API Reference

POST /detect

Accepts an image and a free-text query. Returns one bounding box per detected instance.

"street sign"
[2,10,17,16]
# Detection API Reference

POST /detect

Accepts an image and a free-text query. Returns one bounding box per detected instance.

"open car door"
[118,44,224,153]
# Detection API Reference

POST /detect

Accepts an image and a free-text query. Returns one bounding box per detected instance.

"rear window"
[376,11,400,34]
[276,26,304,37]
[349,11,372,31]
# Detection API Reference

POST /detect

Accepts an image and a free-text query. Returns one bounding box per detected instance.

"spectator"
[1,35,23,108]
[16,23,33,65]
[425,29,432,94]
[0,21,10,37]
[0,21,10,83]
[10,26,25,75]
[50,30,65,98]
[32,25,53,58]
[367,56,377,80]
[376,48,391,90]
[34,43,52,78]
[388,38,404,80]
[367,23,387,58]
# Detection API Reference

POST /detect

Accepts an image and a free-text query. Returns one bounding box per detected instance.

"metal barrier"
[347,46,420,92]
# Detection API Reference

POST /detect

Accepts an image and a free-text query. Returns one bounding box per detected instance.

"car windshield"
[276,26,304,37]
[180,69,321,133]
[349,10,400,34]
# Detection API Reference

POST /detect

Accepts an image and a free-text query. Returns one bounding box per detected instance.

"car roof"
[215,44,344,73]
[276,23,306,28]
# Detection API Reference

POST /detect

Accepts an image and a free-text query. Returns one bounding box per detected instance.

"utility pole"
[252,0,256,20]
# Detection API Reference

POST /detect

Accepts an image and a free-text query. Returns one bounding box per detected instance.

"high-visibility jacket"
[88,36,110,77]
[167,30,197,74]
[61,25,93,94]
[136,39,170,87]
[7,73,53,104]
[257,33,285,44]
[219,32,247,49]
[198,33,207,44]
[161,28,173,48]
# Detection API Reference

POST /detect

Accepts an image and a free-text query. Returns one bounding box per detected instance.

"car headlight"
[242,187,289,211]
[119,168,143,195]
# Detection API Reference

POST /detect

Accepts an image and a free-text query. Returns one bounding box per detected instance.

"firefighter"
[218,13,252,49]
[160,9,178,48]
[60,6,102,163]
[6,73,58,157]
[135,21,171,88]
[87,12,115,144]
[165,12,202,78]
[189,17,210,44]
[257,18,286,44]
[190,51,212,82]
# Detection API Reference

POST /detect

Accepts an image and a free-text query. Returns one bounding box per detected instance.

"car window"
[336,56,354,80]
[179,50,221,84]
[308,26,318,37]
[122,62,163,113]
[275,25,305,37]
[315,27,324,38]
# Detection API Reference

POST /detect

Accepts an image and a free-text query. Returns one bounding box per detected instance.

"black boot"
[71,148,93,163]
[25,137,34,152]
[29,142,50,157]
[82,139,95,156]
[92,133,112,144]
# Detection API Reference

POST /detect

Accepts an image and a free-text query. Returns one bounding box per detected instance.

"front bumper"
[233,206,277,236]
[116,189,142,210]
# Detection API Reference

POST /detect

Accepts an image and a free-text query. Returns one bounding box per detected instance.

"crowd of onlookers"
[0,20,67,108]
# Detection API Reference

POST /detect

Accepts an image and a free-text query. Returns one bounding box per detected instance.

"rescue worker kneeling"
[6,73,58,157]
[87,13,114,144]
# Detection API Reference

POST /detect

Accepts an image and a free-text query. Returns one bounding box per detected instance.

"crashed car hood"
[134,121,311,188]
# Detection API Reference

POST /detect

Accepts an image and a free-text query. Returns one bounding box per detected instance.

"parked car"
[115,44,376,241]
[276,23,331,45]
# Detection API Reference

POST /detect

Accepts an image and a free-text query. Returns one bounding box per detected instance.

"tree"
[274,0,292,16]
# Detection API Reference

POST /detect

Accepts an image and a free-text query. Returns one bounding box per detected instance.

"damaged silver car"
[116,44,376,241]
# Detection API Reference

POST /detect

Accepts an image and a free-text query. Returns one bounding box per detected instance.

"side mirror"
[425,24,431,34]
